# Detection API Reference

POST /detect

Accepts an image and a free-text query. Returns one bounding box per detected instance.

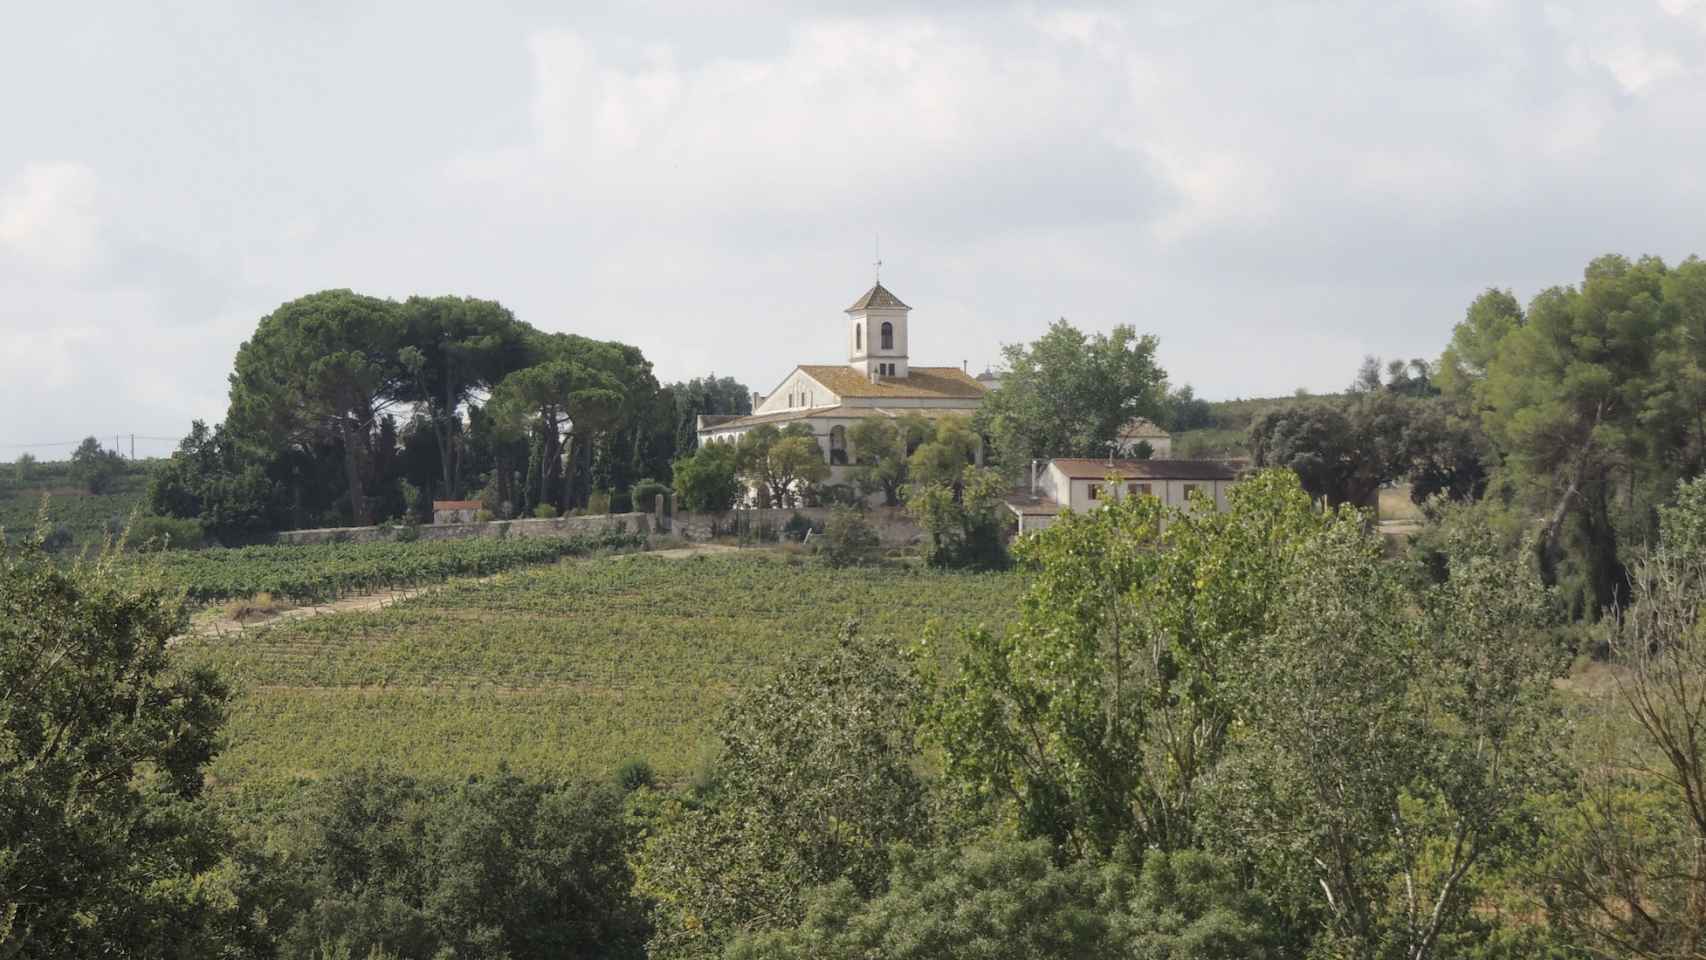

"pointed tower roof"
[845,282,910,312]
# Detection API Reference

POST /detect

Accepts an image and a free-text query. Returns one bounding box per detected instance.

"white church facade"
[695,282,989,497]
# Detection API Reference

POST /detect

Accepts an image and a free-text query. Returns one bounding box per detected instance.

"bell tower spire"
[846,275,910,380]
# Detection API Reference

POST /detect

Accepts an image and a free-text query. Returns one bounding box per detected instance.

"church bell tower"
[846,281,910,380]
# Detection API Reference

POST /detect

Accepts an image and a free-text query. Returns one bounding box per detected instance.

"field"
[0,461,153,548]
[173,552,1024,800]
[139,530,642,605]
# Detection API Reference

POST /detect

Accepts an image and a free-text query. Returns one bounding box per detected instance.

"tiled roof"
[1004,492,1064,516]
[846,282,910,312]
[432,500,482,510]
[1050,458,1242,481]
[799,364,986,400]
[699,403,979,433]
[1118,417,1170,439]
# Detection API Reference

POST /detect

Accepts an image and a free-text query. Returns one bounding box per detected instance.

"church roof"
[845,282,910,312]
[799,365,986,400]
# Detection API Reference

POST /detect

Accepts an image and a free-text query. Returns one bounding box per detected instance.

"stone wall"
[273,512,654,546]
[666,506,921,546]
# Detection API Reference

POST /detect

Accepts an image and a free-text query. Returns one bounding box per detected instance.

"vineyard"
[173,552,1023,798]
[139,530,645,605]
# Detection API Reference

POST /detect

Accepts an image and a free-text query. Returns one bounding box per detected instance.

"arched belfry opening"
[846,280,910,379]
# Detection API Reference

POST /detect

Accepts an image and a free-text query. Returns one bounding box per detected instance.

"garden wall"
[666,506,921,547]
[272,512,654,546]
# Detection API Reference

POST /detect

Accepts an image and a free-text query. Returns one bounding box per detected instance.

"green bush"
[783,512,817,541]
[126,514,205,551]
[533,503,560,519]
[820,507,880,567]
[614,757,657,793]
[673,444,744,512]
[587,490,613,516]
[632,478,671,514]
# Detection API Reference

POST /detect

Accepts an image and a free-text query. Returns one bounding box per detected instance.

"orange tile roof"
[1050,458,1241,480]
[799,365,988,400]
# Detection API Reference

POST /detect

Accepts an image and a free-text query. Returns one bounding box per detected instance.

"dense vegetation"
[0,447,153,549]
[144,291,752,540]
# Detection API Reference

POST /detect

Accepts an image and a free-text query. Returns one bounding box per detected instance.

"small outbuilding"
[432,500,482,525]
[1114,418,1172,458]
[1006,457,1242,534]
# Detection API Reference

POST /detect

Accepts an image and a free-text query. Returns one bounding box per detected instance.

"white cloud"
[0,162,102,272]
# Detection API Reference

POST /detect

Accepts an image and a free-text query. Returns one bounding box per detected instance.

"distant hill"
[1172,393,1343,459]
[0,458,156,548]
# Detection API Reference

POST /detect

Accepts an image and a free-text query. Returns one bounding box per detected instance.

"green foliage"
[126,513,206,551]
[976,318,1167,468]
[736,424,828,508]
[1212,500,1562,959]
[729,842,1284,960]
[69,436,124,494]
[668,374,752,456]
[673,443,743,512]
[916,470,1328,857]
[146,420,283,541]
[1,543,240,957]
[277,766,645,960]
[533,502,559,519]
[637,628,931,959]
[906,467,1010,571]
[819,506,880,567]
[12,453,34,483]
[906,415,979,487]
[632,477,671,513]
[614,758,657,793]
[172,554,1018,800]
[134,530,641,605]
[847,416,913,506]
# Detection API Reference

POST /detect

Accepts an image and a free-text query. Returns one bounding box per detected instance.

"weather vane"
[874,233,882,283]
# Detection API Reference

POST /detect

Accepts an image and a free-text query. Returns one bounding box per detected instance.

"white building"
[696,281,990,499]
[1006,458,1241,534]
[1114,418,1172,458]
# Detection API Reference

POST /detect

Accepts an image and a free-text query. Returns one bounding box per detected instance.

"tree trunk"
[563,434,581,510]
[337,419,370,526]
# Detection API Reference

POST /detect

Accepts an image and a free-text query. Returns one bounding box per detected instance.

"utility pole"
[130,433,135,460]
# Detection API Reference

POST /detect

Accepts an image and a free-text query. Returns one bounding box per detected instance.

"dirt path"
[173,542,747,644]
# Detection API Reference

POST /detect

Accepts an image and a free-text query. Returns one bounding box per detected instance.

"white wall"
[754,369,838,415]
[846,305,910,378]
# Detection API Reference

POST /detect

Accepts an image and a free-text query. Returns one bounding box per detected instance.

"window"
[1183,483,1199,500]
[1127,482,1152,498]
[881,321,894,350]
[829,425,848,465]
[1088,483,1101,501]
[855,324,862,350]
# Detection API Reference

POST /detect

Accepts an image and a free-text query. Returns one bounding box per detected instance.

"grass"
[173,552,1024,800]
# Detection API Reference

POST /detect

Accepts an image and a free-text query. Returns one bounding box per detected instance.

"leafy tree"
[673,443,744,512]
[735,424,828,508]
[488,337,626,514]
[819,506,880,567]
[1214,507,1561,960]
[1,543,239,958]
[669,375,752,456]
[1435,288,1524,409]
[916,470,1327,857]
[227,290,409,526]
[13,453,34,484]
[637,629,929,959]
[1545,476,1706,957]
[976,319,1167,468]
[1163,383,1216,432]
[395,295,530,499]
[905,467,1009,571]
[69,436,123,495]
[906,415,979,488]
[729,842,1284,960]
[146,420,284,541]
[280,766,645,960]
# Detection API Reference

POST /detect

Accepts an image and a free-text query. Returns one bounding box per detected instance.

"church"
[695,281,989,497]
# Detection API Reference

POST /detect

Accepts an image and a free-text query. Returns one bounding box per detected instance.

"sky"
[3,0,1705,459]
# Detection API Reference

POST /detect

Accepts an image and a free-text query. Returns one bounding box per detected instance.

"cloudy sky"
[4,1,1704,458]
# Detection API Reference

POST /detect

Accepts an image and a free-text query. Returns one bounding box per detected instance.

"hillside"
[1171,393,1342,459]
[173,551,1024,801]
[0,457,155,548]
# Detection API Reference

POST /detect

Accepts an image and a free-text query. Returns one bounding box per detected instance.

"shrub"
[475,508,495,522]
[782,512,817,541]
[534,503,560,519]
[126,514,205,551]
[39,522,74,552]
[673,444,744,512]
[587,490,613,516]
[820,507,880,567]
[632,478,671,514]
[614,757,657,793]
